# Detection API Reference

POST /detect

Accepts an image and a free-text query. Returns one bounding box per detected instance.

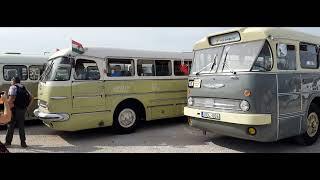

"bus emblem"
[202,83,225,89]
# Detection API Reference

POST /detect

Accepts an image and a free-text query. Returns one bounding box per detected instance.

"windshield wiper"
[195,54,217,75]
[221,51,236,75]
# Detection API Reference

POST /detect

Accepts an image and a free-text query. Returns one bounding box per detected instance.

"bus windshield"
[191,40,272,74]
[41,57,73,81]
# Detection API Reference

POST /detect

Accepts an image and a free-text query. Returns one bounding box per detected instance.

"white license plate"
[201,111,220,120]
[193,79,202,88]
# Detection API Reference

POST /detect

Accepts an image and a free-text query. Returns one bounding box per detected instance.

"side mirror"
[277,44,288,58]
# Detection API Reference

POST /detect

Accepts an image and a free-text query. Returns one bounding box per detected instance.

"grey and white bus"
[0,53,48,121]
[184,27,320,145]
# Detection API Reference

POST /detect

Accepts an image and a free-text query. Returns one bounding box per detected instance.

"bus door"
[276,42,302,139]
[71,58,106,113]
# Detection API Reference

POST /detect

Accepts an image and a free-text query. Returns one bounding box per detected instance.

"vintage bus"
[34,47,193,133]
[0,53,48,121]
[185,27,320,145]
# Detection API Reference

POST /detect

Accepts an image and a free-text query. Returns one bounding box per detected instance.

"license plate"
[201,111,220,120]
[193,79,202,88]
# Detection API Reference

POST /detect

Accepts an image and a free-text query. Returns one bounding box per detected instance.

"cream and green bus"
[0,53,47,121]
[185,27,320,145]
[34,47,192,133]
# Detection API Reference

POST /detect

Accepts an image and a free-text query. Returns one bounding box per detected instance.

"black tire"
[113,104,139,134]
[295,103,320,146]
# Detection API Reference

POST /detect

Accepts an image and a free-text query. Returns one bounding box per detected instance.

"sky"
[0,27,319,56]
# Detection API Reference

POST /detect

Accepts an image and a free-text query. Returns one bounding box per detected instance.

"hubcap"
[307,112,319,137]
[118,108,136,128]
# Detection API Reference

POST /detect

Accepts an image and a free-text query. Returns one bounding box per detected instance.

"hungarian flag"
[72,40,85,54]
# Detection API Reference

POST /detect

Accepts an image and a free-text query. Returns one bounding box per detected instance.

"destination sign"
[209,32,241,46]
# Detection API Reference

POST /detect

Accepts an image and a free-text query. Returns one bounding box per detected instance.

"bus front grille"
[192,97,241,111]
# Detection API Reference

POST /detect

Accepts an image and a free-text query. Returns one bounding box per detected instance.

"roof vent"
[4,52,21,55]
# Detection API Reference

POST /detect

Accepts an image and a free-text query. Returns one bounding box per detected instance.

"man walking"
[5,77,32,148]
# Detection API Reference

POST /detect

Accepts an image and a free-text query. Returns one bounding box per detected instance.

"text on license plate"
[201,112,220,120]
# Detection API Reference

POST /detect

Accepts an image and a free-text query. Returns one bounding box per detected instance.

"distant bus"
[34,47,193,133]
[0,53,48,121]
[185,27,320,145]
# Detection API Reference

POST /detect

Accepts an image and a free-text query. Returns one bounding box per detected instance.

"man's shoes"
[4,142,11,147]
[21,142,28,148]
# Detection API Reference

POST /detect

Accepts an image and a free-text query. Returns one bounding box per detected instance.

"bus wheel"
[296,103,320,146]
[113,105,139,134]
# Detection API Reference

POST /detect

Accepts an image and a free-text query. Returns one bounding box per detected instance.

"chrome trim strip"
[278,92,301,96]
[278,114,303,120]
[71,110,111,115]
[300,74,302,134]
[50,96,68,100]
[147,104,175,108]
[276,74,279,140]
[108,90,187,96]
[279,111,304,117]
[73,95,103,99]
[213,103,235,107]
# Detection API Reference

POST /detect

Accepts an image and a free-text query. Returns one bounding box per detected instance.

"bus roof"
[49,47,193,60]
[194,27,320,50]
[0,54,48,65]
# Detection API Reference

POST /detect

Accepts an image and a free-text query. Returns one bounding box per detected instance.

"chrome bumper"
[34,108,70,122]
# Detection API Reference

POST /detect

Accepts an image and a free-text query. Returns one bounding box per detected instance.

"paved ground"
[1,118,320,153]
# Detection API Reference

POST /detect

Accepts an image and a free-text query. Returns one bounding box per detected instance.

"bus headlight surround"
[240,100,250,111]
[188,97,194,106]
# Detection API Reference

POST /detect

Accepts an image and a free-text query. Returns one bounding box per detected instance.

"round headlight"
[240,100,250,111]
[188,97,194,106]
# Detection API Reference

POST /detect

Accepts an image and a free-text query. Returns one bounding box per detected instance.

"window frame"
[73,58,101,81]
[137,59,173,77]
[3,65,28,81]
[276,43,297,71]
[154,59,172,76]
[299,42,319,69]
[29,65,45,81]
[250,40,274,72]
[106,58,135,77]
[137,59,155,76]
[173,59,192,76]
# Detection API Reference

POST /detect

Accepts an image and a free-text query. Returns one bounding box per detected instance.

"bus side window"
[155,60,172,76]
[74,59,100,80]
[107,58,134,77]
[300,43,318,69]
[137,60,155,76]
[277,44,296,70]
[29,65,42,80]
[3,65,28,81]
[174,60,190,76]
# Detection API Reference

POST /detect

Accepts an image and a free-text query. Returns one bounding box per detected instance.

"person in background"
[0,91,12,125]
[74,62,87,80]
[5,77,32,148]
[0,92,11,153]
[112,65,122,77]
